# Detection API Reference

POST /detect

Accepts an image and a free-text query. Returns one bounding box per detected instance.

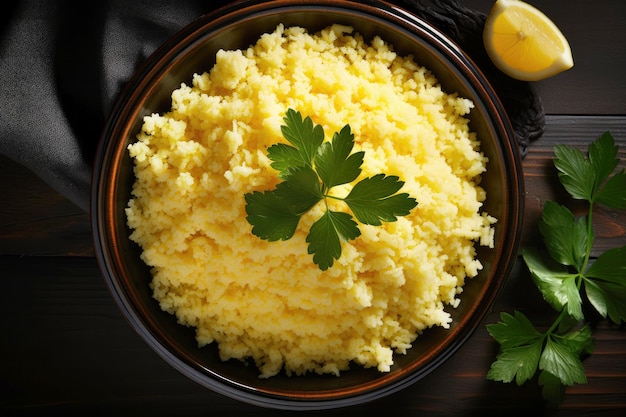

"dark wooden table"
[1,1,625,416]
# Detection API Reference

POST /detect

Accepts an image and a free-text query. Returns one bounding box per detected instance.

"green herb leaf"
[555,131,626,207]
[584,279,626,323]
[556,325,594,357]
[590,132,626,208]
[584,246,626,323]
[315,124,364,189]
[280,108,324,167]
[278,165,325,210]
[267,143,308,179]
[487,342,542,385]
[306,210,360,270]
[244,190,302,241]
[588,131,619,187]
[344,174,418,226]
[522,247,583,319]
[595,169,626,209]
[583,280,609,319]
[539,336,587,386]
[554,144,595,201]
[486,311,543,385]
[486,311,542,349]
[538,201,588,270]
[585,246,626,283]
[244,166,322,241]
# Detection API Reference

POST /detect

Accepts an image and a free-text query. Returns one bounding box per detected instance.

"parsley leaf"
[585,246,626,283]
[584,279,626,323]
[266,143,308,179]
[539,336,587,386]
[245,109,417,270]
[554,144,596,201]
[486,311,543,385]
[538,201,588,270]
[555,131,626,207]
[522,247,583,320]
[280,108,324,167]
[345,174,418,226]
[486,311,542,349]
[487,132,626,406]
[278,165,325,208]
[588,131,619,187]
[315,124,364,189]
[557,325,594,357]
[595,170,626,209]
[306,210,360,271]
[244,190,303,241]
[487,342,542,385]
[267,109,325,179]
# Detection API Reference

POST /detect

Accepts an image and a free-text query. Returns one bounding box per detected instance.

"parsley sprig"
[244,109,418,270]
[487,132,626,406]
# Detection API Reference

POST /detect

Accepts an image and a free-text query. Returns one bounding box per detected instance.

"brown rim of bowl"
[91,0,524,410]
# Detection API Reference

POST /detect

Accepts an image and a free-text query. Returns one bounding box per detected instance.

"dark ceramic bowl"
[91,0,523,410]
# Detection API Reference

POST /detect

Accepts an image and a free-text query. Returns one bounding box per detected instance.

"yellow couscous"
[125,24,496,378]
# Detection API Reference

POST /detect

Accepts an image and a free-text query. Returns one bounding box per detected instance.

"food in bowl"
[125,24,497,379]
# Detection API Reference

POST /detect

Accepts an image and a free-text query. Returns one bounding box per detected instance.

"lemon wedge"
[483,0,573,81]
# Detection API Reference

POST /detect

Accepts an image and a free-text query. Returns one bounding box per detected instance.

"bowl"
[91,0,523,410]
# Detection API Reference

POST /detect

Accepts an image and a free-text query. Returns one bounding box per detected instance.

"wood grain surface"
[1,0,625,416]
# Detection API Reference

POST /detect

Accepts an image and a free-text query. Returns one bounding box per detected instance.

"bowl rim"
[91,0,524,410]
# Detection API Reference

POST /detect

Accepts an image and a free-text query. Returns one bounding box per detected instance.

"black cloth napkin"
[0,0,544,213]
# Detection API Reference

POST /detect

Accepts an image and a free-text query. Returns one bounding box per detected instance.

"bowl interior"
[92,0,522,409]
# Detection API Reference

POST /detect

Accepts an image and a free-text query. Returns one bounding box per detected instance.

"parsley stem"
[544,307,569,338]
